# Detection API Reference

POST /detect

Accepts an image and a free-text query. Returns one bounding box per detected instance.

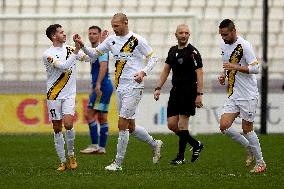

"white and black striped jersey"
[82,31,158,90]
[42,45,86,100]
[220,36,259,100]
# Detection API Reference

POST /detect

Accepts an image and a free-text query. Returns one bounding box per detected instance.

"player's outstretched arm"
[73,33,108,60]
[43,47,80,71]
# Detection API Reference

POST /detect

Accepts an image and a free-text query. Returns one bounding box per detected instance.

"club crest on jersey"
[178,58,183,64]
[47,56,53,63]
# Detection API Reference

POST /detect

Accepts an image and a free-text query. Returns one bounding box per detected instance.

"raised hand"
[101,30,109,42]
[73,33,84,47]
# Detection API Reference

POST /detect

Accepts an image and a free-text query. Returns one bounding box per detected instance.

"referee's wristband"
[197,92,203,96]
[154,87,161,91]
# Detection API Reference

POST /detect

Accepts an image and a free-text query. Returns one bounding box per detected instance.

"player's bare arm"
[154,64,171,101]
[195,68,203,108]
[223,62,250,74]
[95,61,108,96]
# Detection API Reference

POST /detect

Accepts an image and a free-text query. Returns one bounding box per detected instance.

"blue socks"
[89,121,108,148]
[89,121,98,144]
[99,123,109,148]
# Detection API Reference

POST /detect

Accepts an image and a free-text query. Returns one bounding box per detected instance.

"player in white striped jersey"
[74,13,163,171]
[218,19,266,173]
[43,24,85,171]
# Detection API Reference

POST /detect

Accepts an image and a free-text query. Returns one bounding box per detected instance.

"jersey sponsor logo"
[47,69,72,100]
[114,35,138,88]
[227,44,243,97]
[66,46,75,60]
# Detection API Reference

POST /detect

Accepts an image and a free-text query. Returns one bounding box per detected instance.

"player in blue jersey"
[80,26,113,154]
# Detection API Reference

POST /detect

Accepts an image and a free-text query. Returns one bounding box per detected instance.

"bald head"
[175,24,190,48]
[176,24,190,34]
[111,13,129,36]
[112,13,128,22]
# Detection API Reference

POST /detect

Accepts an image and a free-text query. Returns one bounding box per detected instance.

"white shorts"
[222,98,258,122]
[116,88,143,119]
[47,98,75,121]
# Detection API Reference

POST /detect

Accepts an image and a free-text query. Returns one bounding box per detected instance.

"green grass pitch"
[0,134,283,189]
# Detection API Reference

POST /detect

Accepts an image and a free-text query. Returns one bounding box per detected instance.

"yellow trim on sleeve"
[146,51,154,58]
[95,48,103,55]
[250,60,259,66]
[79,54,87,62]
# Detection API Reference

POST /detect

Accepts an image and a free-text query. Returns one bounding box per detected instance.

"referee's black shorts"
[167,85,197,117]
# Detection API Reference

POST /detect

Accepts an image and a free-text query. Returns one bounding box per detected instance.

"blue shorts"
[88,84,113,112]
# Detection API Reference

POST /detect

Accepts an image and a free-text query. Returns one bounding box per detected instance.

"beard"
[178,39,188,46]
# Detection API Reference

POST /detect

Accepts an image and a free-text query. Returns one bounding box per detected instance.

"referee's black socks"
[177,130,199,148]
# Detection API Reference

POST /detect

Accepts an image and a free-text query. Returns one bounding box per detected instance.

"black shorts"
[167,85,197,117]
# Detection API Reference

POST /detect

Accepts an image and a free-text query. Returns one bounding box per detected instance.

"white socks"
[131,126,156,148]
[115,130,129,166]
[54,132,66,163]
[224,127,249,148]
[224,128,264,162]
[244,131,264,162]
[54,128,75,163]
[65,128,75,156]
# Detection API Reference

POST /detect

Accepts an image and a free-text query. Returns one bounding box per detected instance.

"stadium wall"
[0,93,283,134]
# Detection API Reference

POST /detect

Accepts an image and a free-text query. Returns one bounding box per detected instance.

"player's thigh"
[96,87,113,112]
[167,115,179,132]
[220,113,239,129]
[220,99,240,130]
[97,111,108,123]
[87,90,97,109]
[62,98,75,116]
[47,99,63,121]
[120,88,143,119]
[237,99,258,123]
[62,98,75,128]
[222,98,240,115]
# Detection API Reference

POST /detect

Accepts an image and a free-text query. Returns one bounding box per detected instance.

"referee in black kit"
[154,24,204,165]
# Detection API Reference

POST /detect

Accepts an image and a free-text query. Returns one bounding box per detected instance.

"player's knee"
[53,125,62,133]
[64,122,73,130]
[219,121,230,133]
[98,116,107,124]
[128,127,135,133]
[168,123,178,133]
[242,127,253,134]
[84,109,93,123]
